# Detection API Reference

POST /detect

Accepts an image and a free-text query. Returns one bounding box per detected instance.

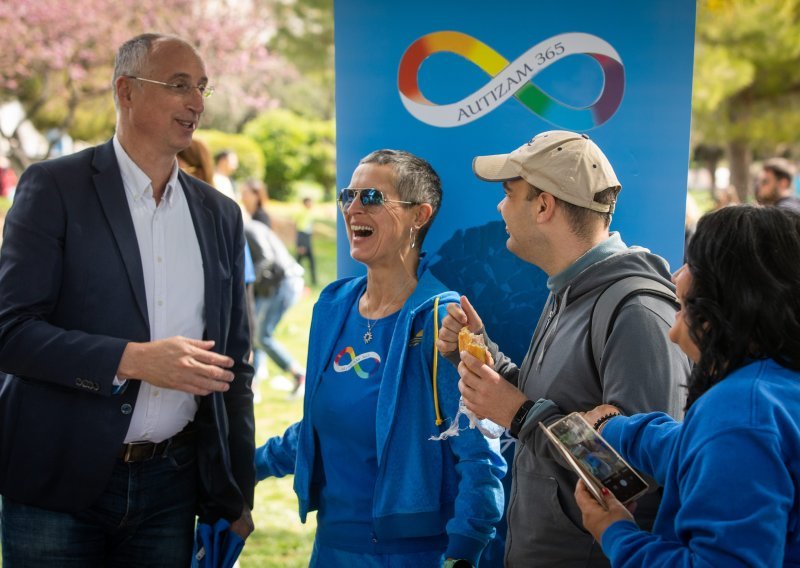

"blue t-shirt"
[311,295,444,554]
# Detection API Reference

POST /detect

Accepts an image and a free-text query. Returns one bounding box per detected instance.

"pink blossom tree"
[0,0,289,167]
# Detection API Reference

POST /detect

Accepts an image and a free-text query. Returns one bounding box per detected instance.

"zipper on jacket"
[535,286,570,371]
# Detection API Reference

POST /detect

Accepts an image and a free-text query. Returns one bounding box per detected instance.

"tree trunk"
[728,140,751,203]
[706,156,719,202]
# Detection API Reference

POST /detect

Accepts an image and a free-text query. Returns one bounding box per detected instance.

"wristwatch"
[443,559,473,568]
[508,399,535,439]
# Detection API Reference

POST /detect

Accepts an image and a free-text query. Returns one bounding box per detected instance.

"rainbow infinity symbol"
[333,346,381,379]
[398,31,624,130]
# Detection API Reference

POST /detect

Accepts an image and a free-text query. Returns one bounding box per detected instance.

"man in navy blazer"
[0,34,255,566]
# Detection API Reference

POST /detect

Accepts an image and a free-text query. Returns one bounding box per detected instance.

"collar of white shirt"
[112,135,179,207]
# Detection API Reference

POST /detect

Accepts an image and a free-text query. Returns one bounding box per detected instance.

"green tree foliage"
[305,119,336,197]
[266,0,334,120]
[196,130,265,183]
[243,108,335,201]
[0,0,285,168]
[693,0,800,199]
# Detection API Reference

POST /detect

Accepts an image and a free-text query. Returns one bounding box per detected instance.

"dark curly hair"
[683,205,800,408]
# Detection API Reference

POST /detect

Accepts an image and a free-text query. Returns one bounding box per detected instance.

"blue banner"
[334,3,695,565]
[334,0,695,365]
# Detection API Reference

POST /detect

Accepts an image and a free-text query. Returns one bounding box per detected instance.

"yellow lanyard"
[432,296,443,426]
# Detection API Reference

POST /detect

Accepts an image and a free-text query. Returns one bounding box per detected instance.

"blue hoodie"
[600,359,800,566]
[255,259,506,565]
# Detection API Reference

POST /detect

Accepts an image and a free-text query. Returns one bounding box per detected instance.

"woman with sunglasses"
[574,205,800,566]
[255,149,505,568]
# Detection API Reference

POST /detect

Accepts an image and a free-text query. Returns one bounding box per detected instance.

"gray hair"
[358,149,442,246]
[112,33,193,109]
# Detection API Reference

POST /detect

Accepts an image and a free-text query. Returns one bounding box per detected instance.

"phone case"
[540,412,650,505]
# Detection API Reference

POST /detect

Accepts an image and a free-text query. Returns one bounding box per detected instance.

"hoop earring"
[410,226,417,249]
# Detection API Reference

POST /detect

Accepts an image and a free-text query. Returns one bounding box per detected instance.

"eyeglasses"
[337,187,417,211]
[125,76,215,98]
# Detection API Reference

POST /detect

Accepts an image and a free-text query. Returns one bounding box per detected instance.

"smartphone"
[540,412,649,505]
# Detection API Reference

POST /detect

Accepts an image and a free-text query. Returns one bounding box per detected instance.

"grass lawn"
[239,201,338,566]
[243,382,316,567]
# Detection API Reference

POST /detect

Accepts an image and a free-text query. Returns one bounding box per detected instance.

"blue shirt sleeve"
[602,412,682,485]
[255,421,301,480]
[602,418,793,567]
[243,240,256,284]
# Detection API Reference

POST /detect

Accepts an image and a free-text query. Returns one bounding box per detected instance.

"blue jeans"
[1,441,197,567]
[253,275,303,373]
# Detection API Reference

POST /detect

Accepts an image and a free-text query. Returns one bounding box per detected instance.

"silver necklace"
[362,282,412,344]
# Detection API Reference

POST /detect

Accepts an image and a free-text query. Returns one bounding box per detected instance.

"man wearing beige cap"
[756,157,800,213]
[438,131,690,567]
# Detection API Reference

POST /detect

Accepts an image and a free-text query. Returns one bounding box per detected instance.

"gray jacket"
[488,238,690,567]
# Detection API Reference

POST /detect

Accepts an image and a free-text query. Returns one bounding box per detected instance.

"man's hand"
[117,337,235,395]
[458,351,526,428]
[229,506,255,540]
[574,480,634,542]
[437,295,484,358]
[582,404,622,433]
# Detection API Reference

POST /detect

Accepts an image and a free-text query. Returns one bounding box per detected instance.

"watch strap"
[509,399,535,439]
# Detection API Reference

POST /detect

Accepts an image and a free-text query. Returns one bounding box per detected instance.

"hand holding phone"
[574,478,635,542]
[540,412,649,507]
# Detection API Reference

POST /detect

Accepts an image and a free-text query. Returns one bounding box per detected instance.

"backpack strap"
[590,276,678,371]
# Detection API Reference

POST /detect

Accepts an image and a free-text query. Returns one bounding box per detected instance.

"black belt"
[118,427,195,463]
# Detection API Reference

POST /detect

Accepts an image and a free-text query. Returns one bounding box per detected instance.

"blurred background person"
[576,205,800,566]
[711,184,739,210]
[178,139,215,185]
[294,196,318,286]
[243,211,306,400]
[756,157,800,213]
[240,178,276,395]
[180,139,259,382]
[214,149,239,200]
[683,192,701,262]
[241,178,272,228]
[0,155,18,199]
[255,149,505,568]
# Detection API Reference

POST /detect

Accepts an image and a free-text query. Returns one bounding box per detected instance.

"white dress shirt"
[113,136,205,443]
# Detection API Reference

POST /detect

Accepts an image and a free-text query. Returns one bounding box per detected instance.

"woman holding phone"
[576,205,800,566]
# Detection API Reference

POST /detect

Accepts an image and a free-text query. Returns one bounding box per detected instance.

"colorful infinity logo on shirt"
[333,346,381,379]
[398,31,624,130]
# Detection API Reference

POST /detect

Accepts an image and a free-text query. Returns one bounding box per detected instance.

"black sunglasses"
[338,187,417,210]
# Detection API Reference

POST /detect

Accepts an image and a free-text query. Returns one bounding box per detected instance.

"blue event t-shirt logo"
[333,346,381,379]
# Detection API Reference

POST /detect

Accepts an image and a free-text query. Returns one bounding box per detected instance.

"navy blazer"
[0,140,255,522]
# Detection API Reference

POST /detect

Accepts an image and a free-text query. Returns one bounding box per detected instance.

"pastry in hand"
[458,327,490,363]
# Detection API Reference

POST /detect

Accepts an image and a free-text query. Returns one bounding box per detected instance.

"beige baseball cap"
[472,130,621,213]
[763,157,797,180]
